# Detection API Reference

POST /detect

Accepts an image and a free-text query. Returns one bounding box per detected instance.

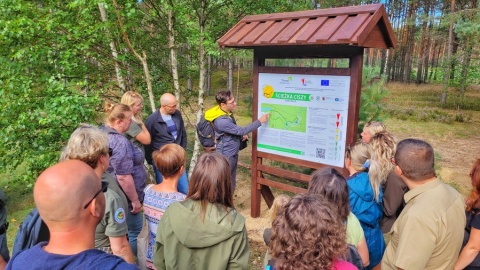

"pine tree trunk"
[442,0,455,104]
[423,2,434,83]
[416,11,427,84]
[403,0,416,83]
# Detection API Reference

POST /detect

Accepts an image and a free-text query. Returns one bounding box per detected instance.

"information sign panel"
[257,73,350,167]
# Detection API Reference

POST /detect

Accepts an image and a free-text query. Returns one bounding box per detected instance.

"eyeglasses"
[83,181,108,209]
[164,103,178,108]
[108,148,113,156]
[227,100,236,104]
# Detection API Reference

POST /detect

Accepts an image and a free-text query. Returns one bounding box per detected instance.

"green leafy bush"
[0,78,99,188]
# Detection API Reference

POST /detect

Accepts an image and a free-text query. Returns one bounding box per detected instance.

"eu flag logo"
[321,80,329,86]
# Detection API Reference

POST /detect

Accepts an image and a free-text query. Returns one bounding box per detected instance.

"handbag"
[137,184,153,270]
[240,138,248,151]
[137,215,149,270]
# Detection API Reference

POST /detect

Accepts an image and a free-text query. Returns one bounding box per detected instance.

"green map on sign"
[261,103,307,133]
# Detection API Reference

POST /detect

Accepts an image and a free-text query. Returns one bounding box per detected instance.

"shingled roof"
[218,4,395,49]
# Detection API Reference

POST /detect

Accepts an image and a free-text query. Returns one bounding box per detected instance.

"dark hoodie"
[154,199,250,270]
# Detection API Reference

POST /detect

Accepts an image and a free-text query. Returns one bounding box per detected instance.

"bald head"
[160,93,176,106]
[160,93,178,115]
[34,160,103,225]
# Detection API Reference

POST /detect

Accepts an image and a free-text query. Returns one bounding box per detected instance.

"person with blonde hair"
[267,194,356,270]
[369,131,408,234]
[121,91,150,152]
[59,124,134,263]
[362,121,408,235]
[361,121,386,144]
[345,142,384,270]
[142,144,187,269]
[100,101,146,258]
[154,152,249,270]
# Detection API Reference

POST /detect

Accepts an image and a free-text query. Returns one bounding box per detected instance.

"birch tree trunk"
[98,2,125,91]
[188,0,207,177]
[167,6,181,108]
[112,0,155,112]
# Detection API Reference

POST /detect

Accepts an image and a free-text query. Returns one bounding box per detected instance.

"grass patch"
[386,82,480,112]
[0,163,35,254]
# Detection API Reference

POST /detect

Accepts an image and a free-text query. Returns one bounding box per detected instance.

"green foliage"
[358,67,389,131]
[0,1,103,186]
[0,78,99,187]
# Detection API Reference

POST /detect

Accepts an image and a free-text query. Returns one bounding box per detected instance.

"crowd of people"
[0,90,478,270]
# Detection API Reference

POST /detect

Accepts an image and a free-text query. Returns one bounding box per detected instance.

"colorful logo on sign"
[280,76,293,84]
[263,85,274,98]
[301,78,312,86]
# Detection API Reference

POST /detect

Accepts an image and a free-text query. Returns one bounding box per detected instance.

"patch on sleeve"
[114,208,126,223]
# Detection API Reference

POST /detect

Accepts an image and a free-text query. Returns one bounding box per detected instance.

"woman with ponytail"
[454,159,480,270]
[100,101,146,258]
[345,142,385,270]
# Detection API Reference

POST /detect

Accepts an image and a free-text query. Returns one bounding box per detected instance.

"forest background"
[1,0,479,265]
[2,0,479,189]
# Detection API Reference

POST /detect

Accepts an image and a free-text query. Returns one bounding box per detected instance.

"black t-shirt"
[463,208,480,267]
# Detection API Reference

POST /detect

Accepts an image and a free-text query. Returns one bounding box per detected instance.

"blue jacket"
[347,172,385,269]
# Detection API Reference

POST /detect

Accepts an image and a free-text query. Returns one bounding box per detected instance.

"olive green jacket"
[154,199,249,270]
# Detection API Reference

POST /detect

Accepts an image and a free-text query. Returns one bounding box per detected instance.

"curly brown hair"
[269,194,347,270]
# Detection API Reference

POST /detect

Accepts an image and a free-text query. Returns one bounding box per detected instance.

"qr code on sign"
[316,148,326,159]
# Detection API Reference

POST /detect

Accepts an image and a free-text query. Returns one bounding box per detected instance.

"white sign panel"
[257,73,350,167]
